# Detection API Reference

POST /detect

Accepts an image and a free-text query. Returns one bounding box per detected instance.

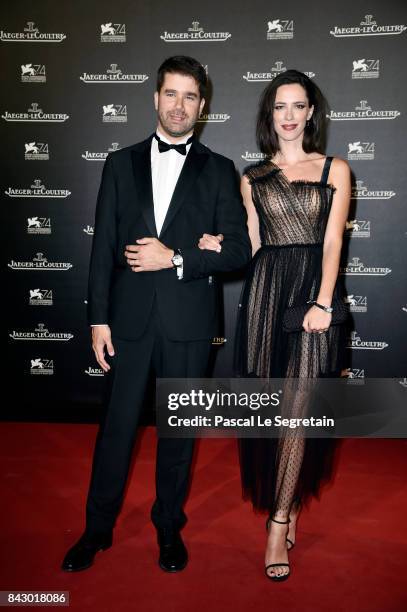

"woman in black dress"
[199,70,350,581]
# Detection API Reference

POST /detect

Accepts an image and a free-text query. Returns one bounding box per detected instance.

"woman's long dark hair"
[256,69,328,157]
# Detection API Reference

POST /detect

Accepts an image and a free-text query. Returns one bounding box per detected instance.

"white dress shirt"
[151,129,192,236]
[92,130,192,326]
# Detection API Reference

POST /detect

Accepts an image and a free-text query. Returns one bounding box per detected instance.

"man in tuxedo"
[62,56,250,573]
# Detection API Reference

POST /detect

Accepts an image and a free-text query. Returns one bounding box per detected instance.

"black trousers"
[85,301,211,534]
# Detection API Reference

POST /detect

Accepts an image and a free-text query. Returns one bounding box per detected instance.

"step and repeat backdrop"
[2,1,407,413]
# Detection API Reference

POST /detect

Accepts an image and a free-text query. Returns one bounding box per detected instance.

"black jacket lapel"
[159,141,209,238]
[131,136,157,237]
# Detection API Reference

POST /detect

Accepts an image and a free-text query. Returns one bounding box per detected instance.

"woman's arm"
[317,158,351,305]
[197,173,261,257]
[241,175,261,256]
[303,157,351,333]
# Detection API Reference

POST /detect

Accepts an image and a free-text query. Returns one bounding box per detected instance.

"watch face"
[172,254,182,266]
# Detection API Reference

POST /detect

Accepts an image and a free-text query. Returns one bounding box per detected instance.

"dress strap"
[321,156,333,185]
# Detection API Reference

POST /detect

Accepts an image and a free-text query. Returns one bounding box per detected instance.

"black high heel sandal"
[266,516,295,551]
[265,517,290,582]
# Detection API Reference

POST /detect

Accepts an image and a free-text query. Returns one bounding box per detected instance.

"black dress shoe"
[61,531,113,572]
[157,528,188,572]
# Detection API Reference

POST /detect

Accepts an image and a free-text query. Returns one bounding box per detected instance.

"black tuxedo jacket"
[87,134,251,341]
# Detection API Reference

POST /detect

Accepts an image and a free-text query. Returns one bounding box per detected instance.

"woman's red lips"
[282,124,298,130]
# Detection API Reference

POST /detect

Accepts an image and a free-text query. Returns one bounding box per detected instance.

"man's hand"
[92,325,115,372]
[125,238,174,272]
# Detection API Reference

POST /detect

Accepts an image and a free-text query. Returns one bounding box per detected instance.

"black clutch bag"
[282,298,348,333]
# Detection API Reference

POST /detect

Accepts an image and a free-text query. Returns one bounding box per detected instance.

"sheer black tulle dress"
[234,156,347,517]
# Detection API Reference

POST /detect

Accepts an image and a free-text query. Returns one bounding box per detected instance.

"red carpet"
[0,423,406,611]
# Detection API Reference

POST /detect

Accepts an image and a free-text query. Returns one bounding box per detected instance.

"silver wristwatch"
[307,300,333,313]
[171,249,183,279]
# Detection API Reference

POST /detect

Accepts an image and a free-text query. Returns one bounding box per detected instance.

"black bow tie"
[154,133,194,155]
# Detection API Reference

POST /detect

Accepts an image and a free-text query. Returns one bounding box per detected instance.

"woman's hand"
[198,233,224,252]
[302,305,332,334]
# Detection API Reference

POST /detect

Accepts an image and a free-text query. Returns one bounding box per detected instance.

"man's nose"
[174,95,185,109]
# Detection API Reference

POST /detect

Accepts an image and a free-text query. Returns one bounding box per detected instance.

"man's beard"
[157,110,198,138]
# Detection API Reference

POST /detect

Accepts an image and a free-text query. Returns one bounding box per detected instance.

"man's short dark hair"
[156,56,207,100]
